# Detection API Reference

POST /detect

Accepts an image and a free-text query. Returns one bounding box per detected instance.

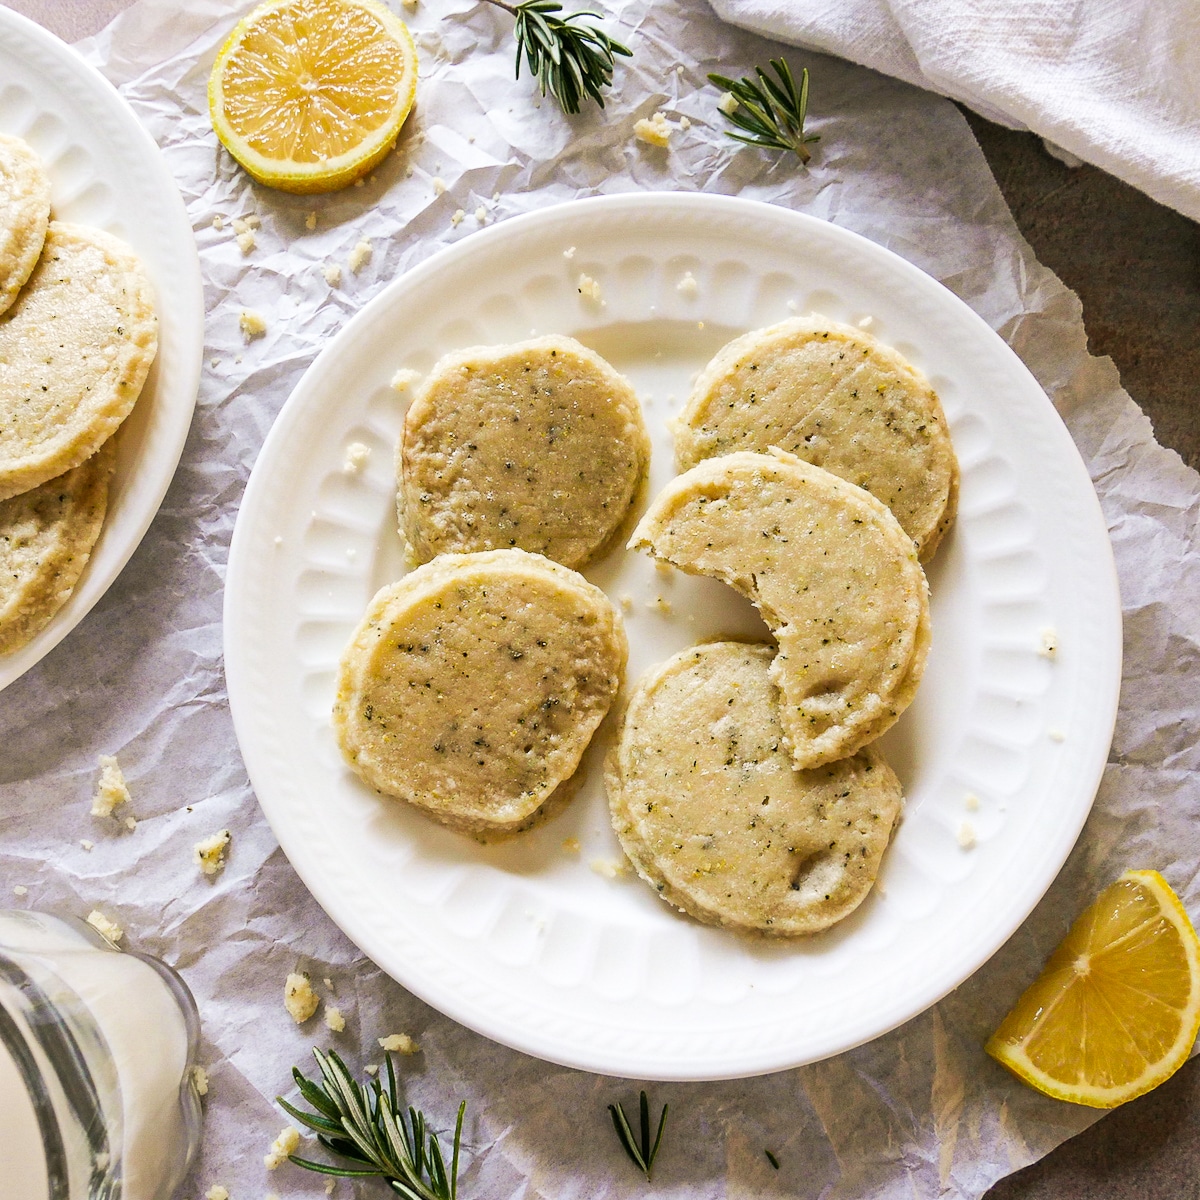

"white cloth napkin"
[709,0,1200,222]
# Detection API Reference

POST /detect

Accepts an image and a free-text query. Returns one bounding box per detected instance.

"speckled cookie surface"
[675,316,958,560]
[333,548,627,837]
[0,222,157,501]
[630,449,930,769]
[0,438,115,655]
[607,641,904,936]
[0,134,50,318]
[399,335,650,569]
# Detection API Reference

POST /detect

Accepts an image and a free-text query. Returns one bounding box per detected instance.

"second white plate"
[0,10,203,690]
[225,193,1121,1080]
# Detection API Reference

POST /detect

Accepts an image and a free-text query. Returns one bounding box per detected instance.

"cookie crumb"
[284,973,319,1024]
[12,885,27,896]
[194,829,231,876]
[323,262,342,287]
[87,910,123,944]
[563,245,576,260]
[1038,627,1058,659]
[451,208,465,227]
[634,111,672,147]
[305,211,318,230]
[92,754,132,817]
[577,273,602,302]
[964,793,980,812]
[205,1187,229,1200]
[475,205,487,224]
[378,1032,419,1055]
[80,839,93,851]
[348,240,372,273]
[590,857,629,879]
[236,229,256,255]
[957,823,977,850]
[390,368,420,392]
[432,177,447,195]
[717,91,739,116]
[1049,727,1066,742]
[343,442,372,474]
[192,1065,209,1096]
[265,1126,301,1170]
[676,271,698,298]
[562,836,581,854]
[239,309,267,339]
[325,1005,346,1032]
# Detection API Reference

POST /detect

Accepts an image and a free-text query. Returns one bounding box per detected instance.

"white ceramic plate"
[0,9,203,690]
[225,194,1121,1080]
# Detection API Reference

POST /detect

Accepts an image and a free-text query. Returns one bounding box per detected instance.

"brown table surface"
[6,2,1200,1195]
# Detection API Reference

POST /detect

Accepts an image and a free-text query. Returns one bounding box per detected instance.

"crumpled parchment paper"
[1,0,1197,1196]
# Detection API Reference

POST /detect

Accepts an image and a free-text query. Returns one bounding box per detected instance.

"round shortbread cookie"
[630,449,930,769]
[333,548,626,838]
[399,335,650,569]
[607,641,904,937]
[0,134,51,318]
[0,437,115,655]
[675,316,959,560]
[0,222,157,502]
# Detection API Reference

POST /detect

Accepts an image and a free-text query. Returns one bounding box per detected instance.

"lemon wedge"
[987,869,1200,1108]
[209,0,418,194]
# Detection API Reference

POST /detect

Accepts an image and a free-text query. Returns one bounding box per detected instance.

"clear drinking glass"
[0,910,203,1199]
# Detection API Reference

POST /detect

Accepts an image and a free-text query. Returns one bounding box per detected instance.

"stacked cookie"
[334,336,646,838]
[0,134,158,654]
[607,317,957,937]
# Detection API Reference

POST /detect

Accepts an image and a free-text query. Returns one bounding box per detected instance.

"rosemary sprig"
[481,0,631,114]
[278,1048,465,1200]
[707,59,820,164]
[607,1090,668,1181]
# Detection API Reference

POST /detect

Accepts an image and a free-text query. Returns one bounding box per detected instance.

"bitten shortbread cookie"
[0,222,157,501]
[333,549,627,837]
[0,134,51,318]
[607,642,904,936]
[399,335,650,569]
[675,316,958,560]
[0,438,116,655]
[630,449,930,769]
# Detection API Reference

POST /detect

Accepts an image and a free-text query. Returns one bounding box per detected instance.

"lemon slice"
[209,0,418,194]
[987,869,1200,1108]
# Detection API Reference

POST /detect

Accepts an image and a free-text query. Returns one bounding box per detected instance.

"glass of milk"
[0,909,203,1199]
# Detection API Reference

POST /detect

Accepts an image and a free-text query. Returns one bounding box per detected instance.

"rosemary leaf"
[486,0,631,114]
[709,59,820,164]
[279,1049,465,1200]
[608,1091,669,1181]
